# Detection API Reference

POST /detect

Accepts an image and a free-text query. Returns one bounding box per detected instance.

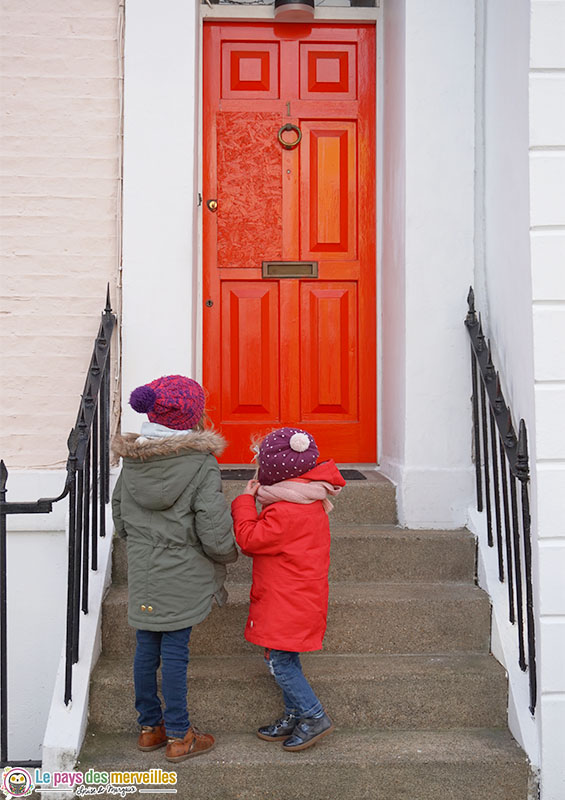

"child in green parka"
[111,375,238,762]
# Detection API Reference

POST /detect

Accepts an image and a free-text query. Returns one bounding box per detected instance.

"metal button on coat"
[141,605,146,611]
[147,606,153,612]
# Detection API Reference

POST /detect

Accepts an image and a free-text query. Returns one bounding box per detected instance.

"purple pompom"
[129,385,157,414]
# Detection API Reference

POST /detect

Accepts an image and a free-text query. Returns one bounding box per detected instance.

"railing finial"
[504,415,517,449]
[517,420,530,482]
[466,286,477,326]
[486,341,495,382]
[78,406,87,432]
[91,349,101,377]
[477,313,485,352]
[67,428,79,456]
[0,460,7,493]
[105,283,112,314]
[494,375,505,414]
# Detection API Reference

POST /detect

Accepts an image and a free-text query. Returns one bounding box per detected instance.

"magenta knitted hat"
[257,427,319,486]
[129,375,205,431]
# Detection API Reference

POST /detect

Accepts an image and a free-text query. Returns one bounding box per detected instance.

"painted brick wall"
[529,2,565,799]
[0,0,122,468]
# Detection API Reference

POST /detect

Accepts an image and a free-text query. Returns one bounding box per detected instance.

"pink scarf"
[256,478,343,513]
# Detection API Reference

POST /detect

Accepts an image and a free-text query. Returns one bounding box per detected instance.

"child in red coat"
[231,427,346,751]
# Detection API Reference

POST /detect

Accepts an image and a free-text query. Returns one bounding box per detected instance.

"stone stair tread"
[112,526,476,586]
[79,728,527,768]
[77,728,529,800]
[221,475,398,525]
[77,729,529,800]
[328,525,472,537]
[105,580,486,605]
[93,652,504,682]
[89,651,508,733]
[112,525,473,539]
[103,580,490,655]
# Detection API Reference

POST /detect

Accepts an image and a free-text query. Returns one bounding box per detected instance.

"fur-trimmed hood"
[112,429,227,461]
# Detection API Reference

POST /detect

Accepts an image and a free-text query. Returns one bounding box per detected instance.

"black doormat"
[338,470,367,480]
[220,469,256,480]
[221,468,367,481]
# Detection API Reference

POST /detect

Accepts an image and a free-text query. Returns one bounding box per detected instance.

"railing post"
[517,421,537,714]
[91,404,99,570]
[65,430,78,705]
[466,289,483,513]
[499,445,516,623]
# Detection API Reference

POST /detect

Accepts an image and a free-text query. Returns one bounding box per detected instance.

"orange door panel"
[203,23,376,463]
[220,282,280,420]
[300,283,358,420]
[300,121,357,260]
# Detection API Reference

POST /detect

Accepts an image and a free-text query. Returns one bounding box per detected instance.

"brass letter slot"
[262,261,318,279]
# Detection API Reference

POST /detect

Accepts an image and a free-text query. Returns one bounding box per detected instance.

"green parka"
[111,429,238,631]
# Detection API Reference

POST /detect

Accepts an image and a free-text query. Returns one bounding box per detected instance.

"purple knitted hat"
[129,375,205,431]
[257,427,319,486]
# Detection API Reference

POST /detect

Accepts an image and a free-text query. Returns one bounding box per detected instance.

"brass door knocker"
[278,123,302,150]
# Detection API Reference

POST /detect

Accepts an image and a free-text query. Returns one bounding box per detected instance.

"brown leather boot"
[165,726,215,762]
[137,721,167,751]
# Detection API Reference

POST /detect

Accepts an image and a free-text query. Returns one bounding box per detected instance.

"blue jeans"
[264,649,324,718]
[134,627,192,738]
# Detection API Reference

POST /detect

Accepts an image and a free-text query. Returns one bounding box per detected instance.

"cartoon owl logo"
[1,768,33,798]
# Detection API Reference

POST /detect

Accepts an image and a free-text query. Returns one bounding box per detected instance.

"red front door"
[203,22,376,463]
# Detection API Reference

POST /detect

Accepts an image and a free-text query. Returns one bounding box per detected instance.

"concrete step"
[112,526,476,586]
[89,653,508,734]
[77,729,529,800]
[221,472,397,525]
[102,582,490,658]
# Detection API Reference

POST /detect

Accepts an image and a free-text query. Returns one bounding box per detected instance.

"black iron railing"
[0,289,116,767]
[465,287,536,715]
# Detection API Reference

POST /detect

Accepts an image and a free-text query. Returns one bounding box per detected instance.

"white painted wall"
[6,529,67,761]
[380,0,406,489]
[121,0,200,434]
[380,0,476,527]
[471,1,565,796]
[4,471,69,761]
[476,0,536,434]
[471,0,540,772]
[4,470,117,765]
[529,3,565,798]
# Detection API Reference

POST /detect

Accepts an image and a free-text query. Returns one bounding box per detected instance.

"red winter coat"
[231,460,346,652]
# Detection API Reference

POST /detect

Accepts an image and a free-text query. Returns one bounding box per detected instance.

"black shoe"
[282,712,334,751]
[257,713,298,742]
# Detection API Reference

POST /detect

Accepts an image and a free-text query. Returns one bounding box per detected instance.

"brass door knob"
[207,199,218,212]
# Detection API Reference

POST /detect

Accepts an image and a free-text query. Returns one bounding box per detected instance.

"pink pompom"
[129,385,156,414]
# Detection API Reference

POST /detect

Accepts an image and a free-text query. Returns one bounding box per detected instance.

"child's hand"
[244,479,260,497]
